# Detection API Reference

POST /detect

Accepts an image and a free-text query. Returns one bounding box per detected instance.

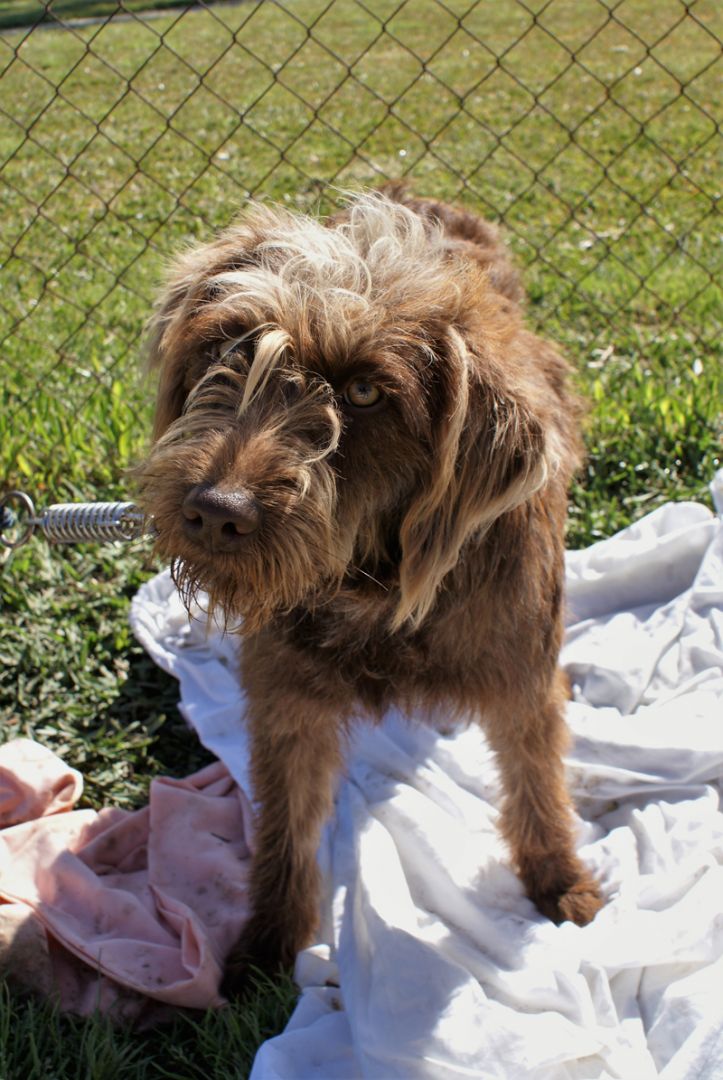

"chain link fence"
[1,0,720,497]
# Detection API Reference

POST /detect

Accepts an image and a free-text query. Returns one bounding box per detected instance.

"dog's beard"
[136,433,355,634]
[152,518,350,635]
[167,541,344,634]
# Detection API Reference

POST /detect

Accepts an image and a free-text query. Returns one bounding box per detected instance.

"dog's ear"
[144,270,199,442]
[145,219,269,441]
[395,327,553,630]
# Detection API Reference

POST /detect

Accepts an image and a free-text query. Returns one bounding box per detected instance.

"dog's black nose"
[181,484,261,551]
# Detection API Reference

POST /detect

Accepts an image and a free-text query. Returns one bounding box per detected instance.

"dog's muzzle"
[181,483,262,552]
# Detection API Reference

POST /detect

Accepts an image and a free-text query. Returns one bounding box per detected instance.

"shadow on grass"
[1,967,297,1080]
[80,643,220,810]
[0,0,209,32]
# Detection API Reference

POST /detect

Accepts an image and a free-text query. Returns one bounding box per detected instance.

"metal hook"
[0,490,37,550]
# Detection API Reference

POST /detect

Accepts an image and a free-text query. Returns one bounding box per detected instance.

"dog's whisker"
[346,563,390,591]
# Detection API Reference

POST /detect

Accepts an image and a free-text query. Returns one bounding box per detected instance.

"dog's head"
[135,192,566,633]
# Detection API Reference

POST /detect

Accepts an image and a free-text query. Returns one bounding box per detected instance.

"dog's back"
[376,183,524,305]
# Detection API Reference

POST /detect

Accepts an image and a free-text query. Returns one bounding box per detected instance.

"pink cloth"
[0,738,83,825]
[0,739,253,1019]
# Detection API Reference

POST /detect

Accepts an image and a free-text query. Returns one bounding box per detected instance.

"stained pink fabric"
[0,738,83,826]
[0,739,253,1019]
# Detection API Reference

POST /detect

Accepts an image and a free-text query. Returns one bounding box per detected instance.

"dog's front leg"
[222,638,346,995]
[485,672,603,927]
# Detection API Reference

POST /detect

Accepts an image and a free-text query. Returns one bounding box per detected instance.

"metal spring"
[0,491,148,549]
[38,502,147,544]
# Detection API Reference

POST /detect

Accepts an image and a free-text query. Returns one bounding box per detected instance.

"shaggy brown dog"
[135,187,603,992]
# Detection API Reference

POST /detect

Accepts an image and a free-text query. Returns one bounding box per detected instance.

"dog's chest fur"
[285,595,434,709]
[275,516,536,717]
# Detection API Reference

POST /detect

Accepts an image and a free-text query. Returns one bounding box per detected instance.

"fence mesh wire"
[1,0,720,495]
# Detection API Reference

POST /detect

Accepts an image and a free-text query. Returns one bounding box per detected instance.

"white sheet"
[130,472,723,1080]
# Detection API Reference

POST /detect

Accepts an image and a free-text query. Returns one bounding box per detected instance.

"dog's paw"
[534,875,604,927]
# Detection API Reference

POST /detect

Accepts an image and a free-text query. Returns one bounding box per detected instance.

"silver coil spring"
[0,491,148,549]
[38,502,147,544]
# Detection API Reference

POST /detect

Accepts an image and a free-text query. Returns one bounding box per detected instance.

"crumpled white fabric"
[130,472,723,1080]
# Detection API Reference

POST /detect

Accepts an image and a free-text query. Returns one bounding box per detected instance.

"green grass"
[0,973,298,1079]
[0,0,721,1075]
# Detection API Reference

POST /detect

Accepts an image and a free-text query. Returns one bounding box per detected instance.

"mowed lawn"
[0,0,720,1076]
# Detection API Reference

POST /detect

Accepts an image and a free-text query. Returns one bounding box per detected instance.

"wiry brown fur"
[134,187,603,993]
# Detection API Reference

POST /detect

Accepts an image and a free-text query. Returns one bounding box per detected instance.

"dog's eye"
[343,380,382,409]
